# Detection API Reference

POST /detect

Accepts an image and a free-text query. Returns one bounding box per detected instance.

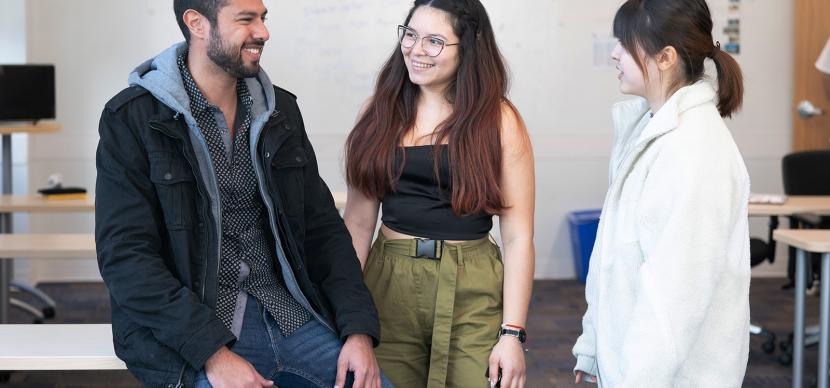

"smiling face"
[207,0,269,78]
[611,41,670,102]
[401,6,461,93]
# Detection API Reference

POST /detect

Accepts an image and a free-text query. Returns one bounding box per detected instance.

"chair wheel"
[0,372,10,382]
[42,306,55,319]
[778,352,793,366]
[781,334,793,351]
[762,339,776,354]
[33,318,43,324]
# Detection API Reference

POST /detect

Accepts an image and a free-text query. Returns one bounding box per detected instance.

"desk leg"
[0,258,8,323]
[2,134,9,193]
[1,134,10,324]
[0,212,8,324]
[795,249,807,388]
[820,252,830,388]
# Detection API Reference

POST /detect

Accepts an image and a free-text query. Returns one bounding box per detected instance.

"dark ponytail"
[710,47,743,118]
[613,0,744,118]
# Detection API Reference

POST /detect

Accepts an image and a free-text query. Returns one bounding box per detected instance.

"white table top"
[0,234,95,259]
[774,229,830,253]
[0,122,61,136]
[0,195,94,213]
[0,324,125,370]
[749,196,830,217]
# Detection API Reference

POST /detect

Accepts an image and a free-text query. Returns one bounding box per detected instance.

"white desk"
[0,123,63,323]
[0,194,94,213]
[749,196,830,217]
[774,229,830,388]
[0,193,92,324]
[0,324,125,370]
[0,234,95,259]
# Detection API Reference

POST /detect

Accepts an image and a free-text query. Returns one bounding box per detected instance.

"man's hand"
[205,347,274,388]
[335,334,381,388]
[575,371,598,384]
[488,336,526,388]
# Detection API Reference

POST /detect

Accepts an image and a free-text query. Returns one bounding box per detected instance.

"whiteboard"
[260,0,627,137]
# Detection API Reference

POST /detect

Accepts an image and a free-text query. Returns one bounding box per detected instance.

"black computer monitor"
[0,64,55,121]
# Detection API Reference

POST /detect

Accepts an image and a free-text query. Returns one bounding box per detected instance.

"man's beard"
[207,26,264,78]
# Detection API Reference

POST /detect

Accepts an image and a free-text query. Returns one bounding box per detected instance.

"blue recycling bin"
[567,209,602,284]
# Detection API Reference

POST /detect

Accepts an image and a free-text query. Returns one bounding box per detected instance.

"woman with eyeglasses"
[343,1,535,387]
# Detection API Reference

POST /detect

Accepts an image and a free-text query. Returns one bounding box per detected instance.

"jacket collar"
[613,81,718,147]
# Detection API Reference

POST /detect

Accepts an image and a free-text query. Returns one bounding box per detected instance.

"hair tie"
[710,41,721,58]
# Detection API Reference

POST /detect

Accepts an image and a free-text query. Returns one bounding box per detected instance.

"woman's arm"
[343,187,380,268]
[488,104,536,388]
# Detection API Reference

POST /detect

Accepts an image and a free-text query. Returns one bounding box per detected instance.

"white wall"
[0,0,26,62]
[0,0,32,281]
[22,1,183,282]
[727,0,794,276]
[17,0,794,282]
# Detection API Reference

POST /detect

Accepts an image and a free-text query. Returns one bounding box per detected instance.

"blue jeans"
[195,294,392,387]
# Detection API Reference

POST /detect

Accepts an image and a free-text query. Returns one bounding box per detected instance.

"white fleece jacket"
[572,82,751,388]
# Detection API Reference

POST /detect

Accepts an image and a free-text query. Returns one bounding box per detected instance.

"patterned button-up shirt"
[177,52,312,337]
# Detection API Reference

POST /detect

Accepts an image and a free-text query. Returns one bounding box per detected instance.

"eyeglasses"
[397,25,459,57]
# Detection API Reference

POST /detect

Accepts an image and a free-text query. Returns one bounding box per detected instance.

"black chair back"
[782,150,830,195]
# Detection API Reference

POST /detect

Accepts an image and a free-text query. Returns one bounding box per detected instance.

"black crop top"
[381,145,493,240]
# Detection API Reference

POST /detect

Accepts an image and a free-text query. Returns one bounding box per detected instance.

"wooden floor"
[1,278,820,387]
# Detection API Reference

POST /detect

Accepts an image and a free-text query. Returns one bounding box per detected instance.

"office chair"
[783,150,830,289]
[774,150,830,365]
[749,218,779,354]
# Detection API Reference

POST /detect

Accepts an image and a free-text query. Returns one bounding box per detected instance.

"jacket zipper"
[253,111,335,334]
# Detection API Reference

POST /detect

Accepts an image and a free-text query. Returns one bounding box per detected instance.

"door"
[793,0,830,151]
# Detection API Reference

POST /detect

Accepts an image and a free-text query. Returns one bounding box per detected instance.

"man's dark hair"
[173,0,229,43]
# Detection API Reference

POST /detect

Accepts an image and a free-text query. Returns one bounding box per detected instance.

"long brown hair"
[345,0,511,215]
[613,0,744,117]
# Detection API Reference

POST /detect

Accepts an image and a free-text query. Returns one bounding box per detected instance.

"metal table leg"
[795,248,807,388]
[0,258,9,323]
[820,252,830,388]
[1,133,12,324]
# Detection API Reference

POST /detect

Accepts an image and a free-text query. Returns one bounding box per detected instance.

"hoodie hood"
[128,41,277,128]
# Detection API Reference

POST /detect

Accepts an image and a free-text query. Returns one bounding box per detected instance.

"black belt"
[415,238,445,260]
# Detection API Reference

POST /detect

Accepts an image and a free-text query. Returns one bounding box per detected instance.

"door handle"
[798,100,824,119]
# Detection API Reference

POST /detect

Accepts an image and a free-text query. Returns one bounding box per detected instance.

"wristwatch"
[498,324,527,344]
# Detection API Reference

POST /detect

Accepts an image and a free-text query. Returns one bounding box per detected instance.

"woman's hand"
[575,370,598,384]
[487,336,526,388]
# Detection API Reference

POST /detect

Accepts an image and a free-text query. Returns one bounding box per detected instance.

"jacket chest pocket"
[149,152,197,230]
[270,146,309,216]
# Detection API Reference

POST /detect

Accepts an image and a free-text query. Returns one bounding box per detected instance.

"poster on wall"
[711,0,741,54]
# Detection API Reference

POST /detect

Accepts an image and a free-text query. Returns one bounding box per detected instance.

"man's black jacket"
[95,84,378,387]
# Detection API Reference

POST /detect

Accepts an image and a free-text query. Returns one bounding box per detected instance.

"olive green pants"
[363,234,504,388]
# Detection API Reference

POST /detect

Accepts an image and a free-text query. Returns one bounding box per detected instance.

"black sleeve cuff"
[336,312,381,348]
[178,318,237,369]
